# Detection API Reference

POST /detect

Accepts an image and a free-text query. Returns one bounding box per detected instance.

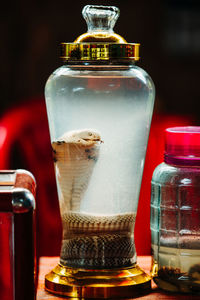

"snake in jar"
[52,129,136,269]
[52,129,102,213]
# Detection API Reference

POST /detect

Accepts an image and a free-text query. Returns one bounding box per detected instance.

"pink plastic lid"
[164,126,200,166]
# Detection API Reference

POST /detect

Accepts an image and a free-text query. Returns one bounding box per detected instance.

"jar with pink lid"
[151,126,200,294]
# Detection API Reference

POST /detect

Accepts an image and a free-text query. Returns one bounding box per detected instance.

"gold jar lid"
[60,5,140,62]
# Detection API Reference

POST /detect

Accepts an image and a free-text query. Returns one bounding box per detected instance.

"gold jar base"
[45,263,151,298]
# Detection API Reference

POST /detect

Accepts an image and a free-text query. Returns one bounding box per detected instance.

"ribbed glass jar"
[151,127,200,294]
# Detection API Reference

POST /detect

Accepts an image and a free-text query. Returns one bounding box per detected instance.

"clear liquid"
[45,66,155,270]
[152,244,200,293]
[46,70,154,214]
[152,244,200,273]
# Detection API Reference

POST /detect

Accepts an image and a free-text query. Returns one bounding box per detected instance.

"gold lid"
[61,5,140,62]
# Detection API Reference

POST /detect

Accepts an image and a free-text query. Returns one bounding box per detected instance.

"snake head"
[60,129,102,146]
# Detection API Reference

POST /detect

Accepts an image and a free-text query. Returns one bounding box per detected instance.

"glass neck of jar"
[65,59,136,67]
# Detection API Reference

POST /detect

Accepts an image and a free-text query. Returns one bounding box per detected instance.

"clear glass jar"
[45,5,155,298]
[151,127,200,294]
[46,64,154,269]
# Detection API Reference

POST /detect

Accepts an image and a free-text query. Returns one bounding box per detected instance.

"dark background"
[1,0,200,119]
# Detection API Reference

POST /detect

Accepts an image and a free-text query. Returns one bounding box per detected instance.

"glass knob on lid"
[75,5,126,43]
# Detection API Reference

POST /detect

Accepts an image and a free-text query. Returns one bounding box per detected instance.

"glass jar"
[45,5,155,298]
[151,127,200,294]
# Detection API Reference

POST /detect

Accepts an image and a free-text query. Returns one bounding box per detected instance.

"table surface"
[37,256,199,299]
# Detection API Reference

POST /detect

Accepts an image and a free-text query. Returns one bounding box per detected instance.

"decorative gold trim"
[45,263,151,298]
[60,43,140,62]
[74,32,127,44]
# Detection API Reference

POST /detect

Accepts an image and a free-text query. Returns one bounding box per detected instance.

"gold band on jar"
[60,43,140,62]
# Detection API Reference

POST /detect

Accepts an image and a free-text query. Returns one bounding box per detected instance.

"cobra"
[52,129,136,269]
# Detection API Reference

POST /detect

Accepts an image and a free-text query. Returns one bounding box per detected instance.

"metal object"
[0,169,36,300]
[45,263,151,298]
[60,43,140,62]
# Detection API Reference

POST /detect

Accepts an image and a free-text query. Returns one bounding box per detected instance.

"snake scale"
[52,129,136,269]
